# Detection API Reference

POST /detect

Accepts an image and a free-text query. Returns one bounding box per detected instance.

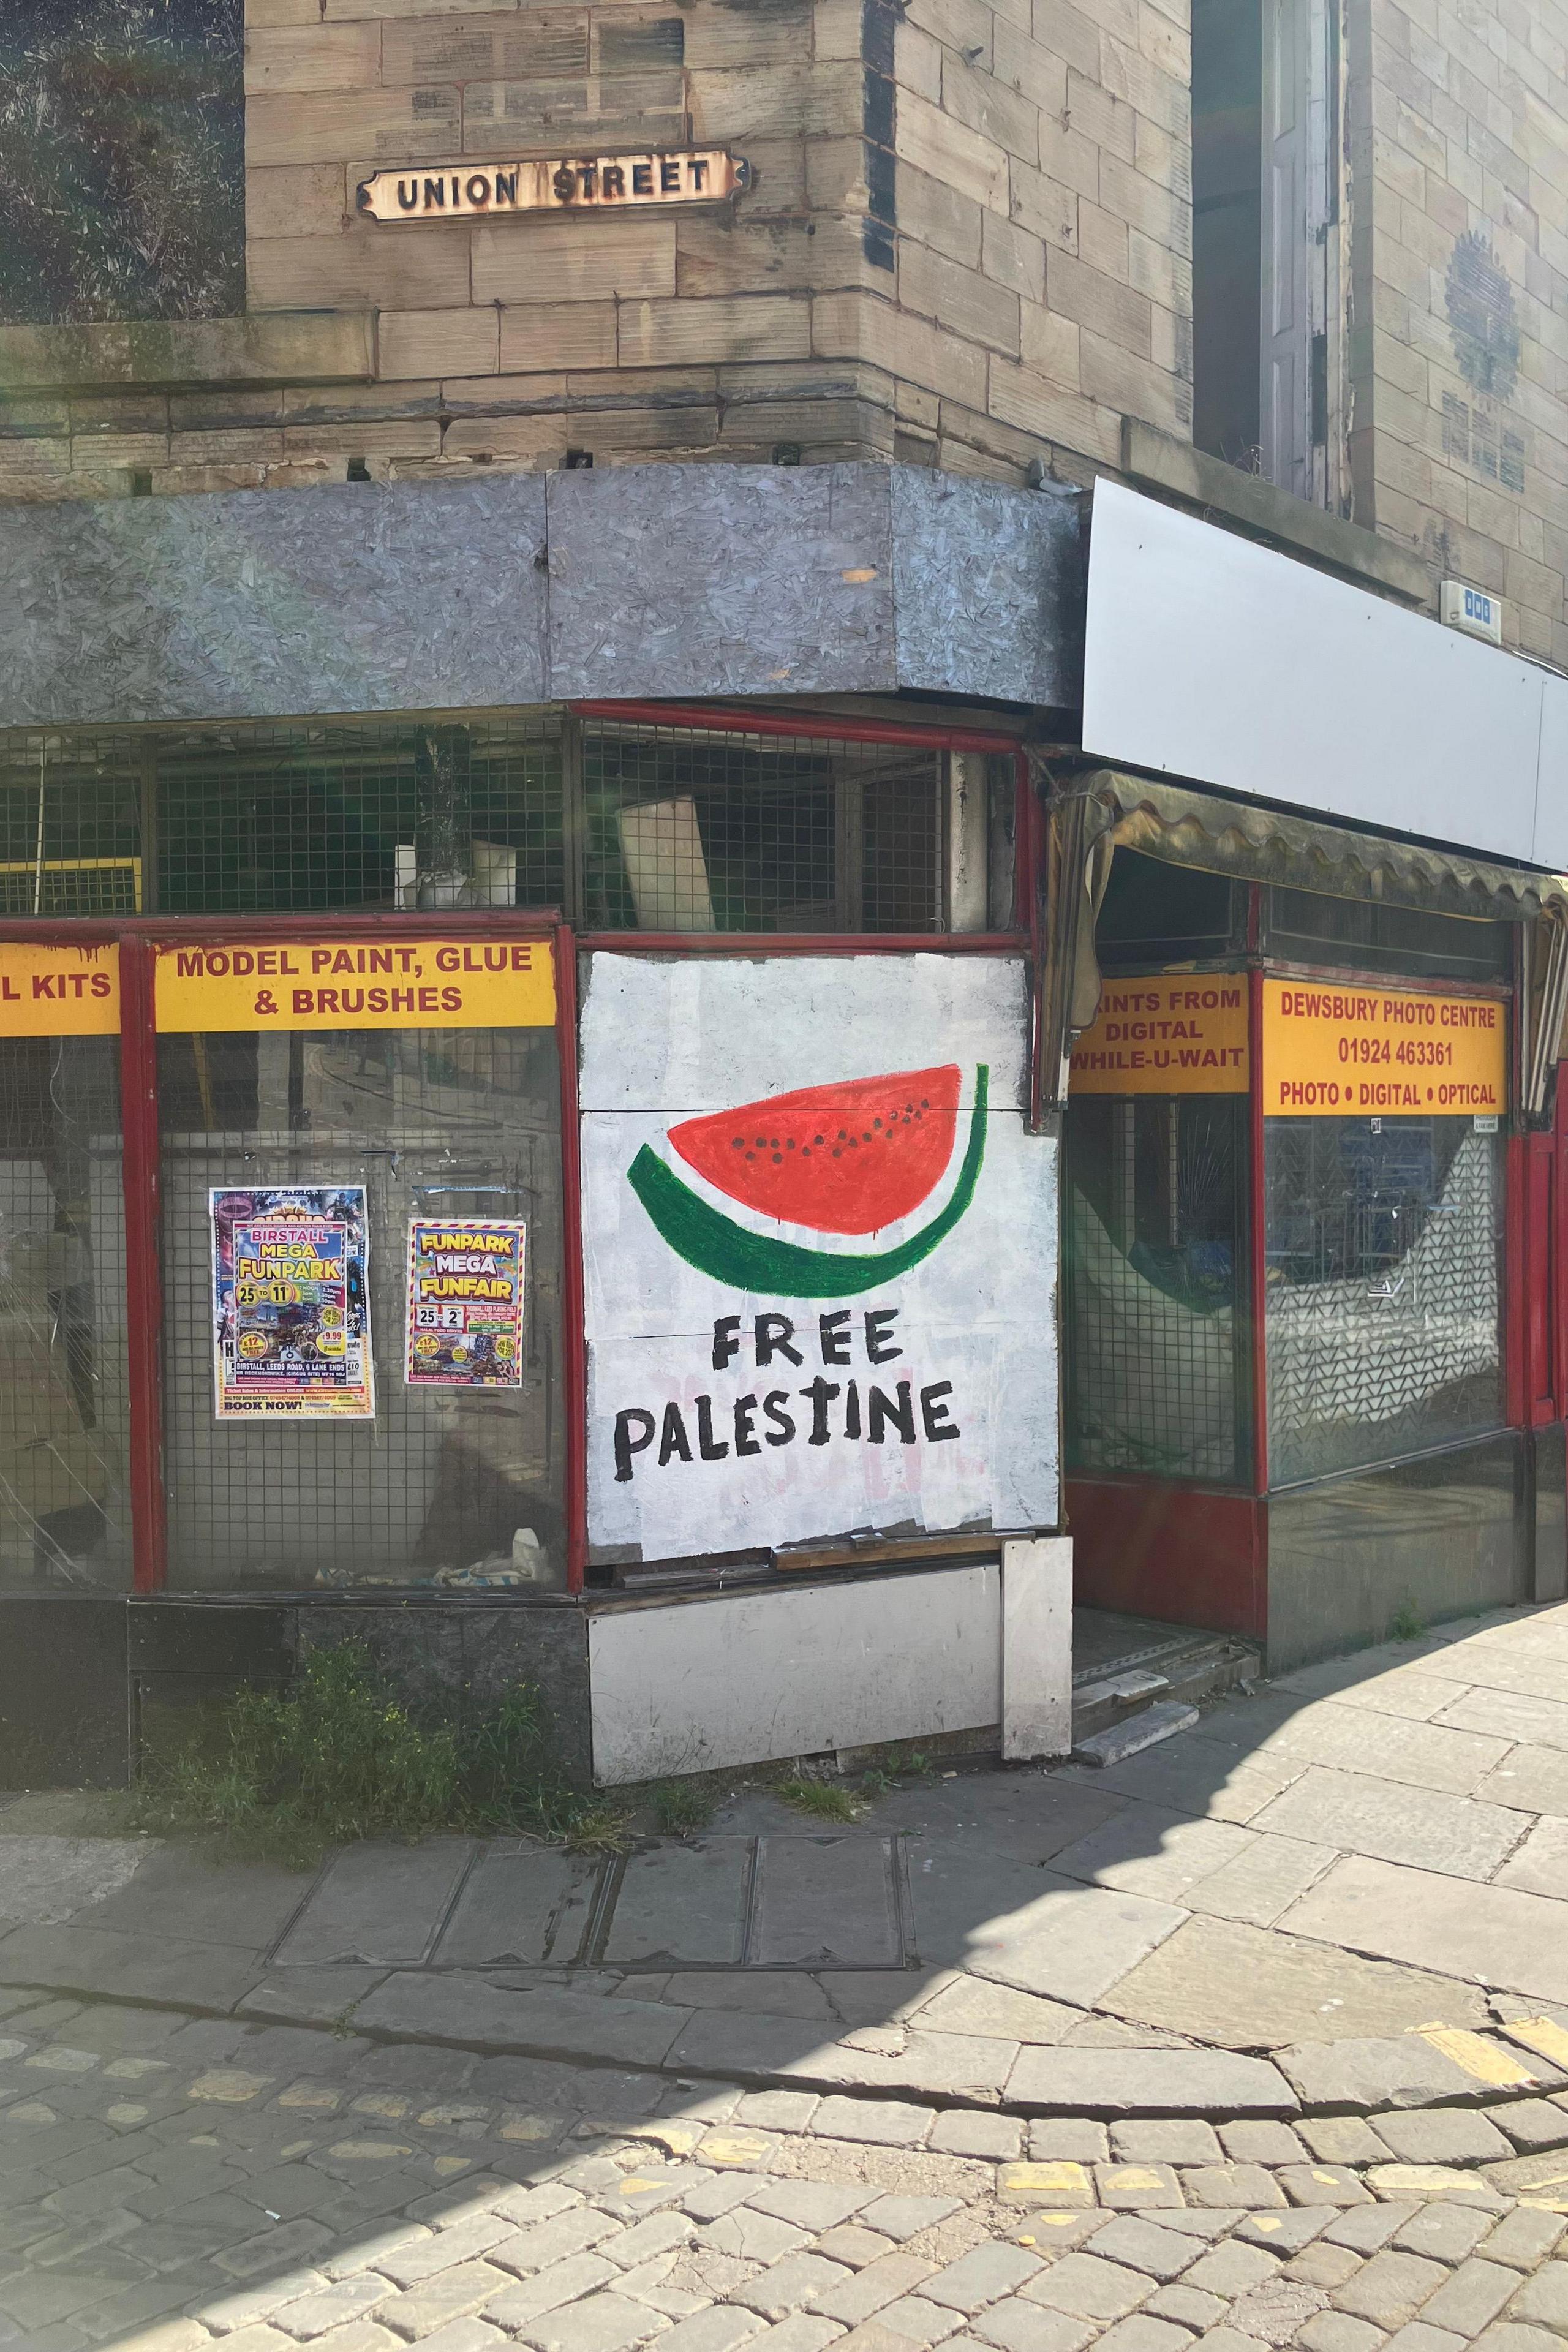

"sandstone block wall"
[233,0,1195,491]
[1348,0,1568,660]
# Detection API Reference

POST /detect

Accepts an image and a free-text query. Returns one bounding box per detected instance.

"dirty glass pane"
[584,725,944,933]
[156,717,564,915]
[0,737,143,913]
[0,1038,131,1590]
[1264,1115,1506,1486]
[1065,1094,1248,1483]
[159,1026,565,1591]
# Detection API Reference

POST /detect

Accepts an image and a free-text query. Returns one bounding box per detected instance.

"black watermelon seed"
[770,1137,779,1147]
[873,1118,882,1129]
[745,1151,755,1160]
[921,1098,929,1107]
[755,1135,767,1147]
[732,1136,744,1148]
[802,1147,811,1157]
[814,1134,824,1144]
[772,1152,782,1163]
[786,1138,796,1148]
[832,1148,841,1158]
[848,1137,858,1148]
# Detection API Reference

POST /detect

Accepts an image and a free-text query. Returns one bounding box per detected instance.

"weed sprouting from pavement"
[129,1640,630,1866]
[1389,1598,1426,1642]
[651,1778,718,1837]
[777,1777,864,1823]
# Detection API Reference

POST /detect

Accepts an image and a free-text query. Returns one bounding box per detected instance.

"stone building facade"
[2,0,1561,671]
[3,0,1568,1785]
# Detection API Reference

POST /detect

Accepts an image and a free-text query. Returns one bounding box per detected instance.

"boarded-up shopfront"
[0,705,1069,1784]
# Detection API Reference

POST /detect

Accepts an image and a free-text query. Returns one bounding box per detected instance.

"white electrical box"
[1441,579,1503,645]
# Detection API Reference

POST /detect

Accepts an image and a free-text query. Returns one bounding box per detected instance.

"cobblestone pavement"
[4,1988,1568,2352]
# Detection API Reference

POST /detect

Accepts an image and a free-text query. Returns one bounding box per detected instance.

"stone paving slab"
[273,1843,475,1970]
[439,1850,603,1972]
[753,1842,903,1972]
[1280,1860,1568,2006]
[1246,1771,1526,1884]
[1098,1918,1490,2048]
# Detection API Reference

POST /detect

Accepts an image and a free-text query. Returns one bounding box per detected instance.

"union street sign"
[356,149,749,223]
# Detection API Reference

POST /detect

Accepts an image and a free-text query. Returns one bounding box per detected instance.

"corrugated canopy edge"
[1060,766,1568,923]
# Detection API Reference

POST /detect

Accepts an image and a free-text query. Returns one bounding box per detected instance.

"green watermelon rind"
[627,1065,989,1298]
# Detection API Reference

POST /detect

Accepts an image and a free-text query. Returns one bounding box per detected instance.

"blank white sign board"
[1084,481,1562,872]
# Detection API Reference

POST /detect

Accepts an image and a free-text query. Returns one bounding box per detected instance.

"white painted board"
[579,952,1058,1564]
[587,1564,1003,1784]
[1084,481,1547,868]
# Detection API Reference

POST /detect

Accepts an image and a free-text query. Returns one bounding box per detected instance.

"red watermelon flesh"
[668,1065,962,1235]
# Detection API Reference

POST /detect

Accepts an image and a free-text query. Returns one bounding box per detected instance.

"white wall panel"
[587,1565,1003,1784]
[1084,483,1548,868]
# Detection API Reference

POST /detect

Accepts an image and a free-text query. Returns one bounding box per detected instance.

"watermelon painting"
[627,1063,989,1297]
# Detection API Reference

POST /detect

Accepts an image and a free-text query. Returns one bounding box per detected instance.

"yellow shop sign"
[0,943,119,1036]
[1261,978,1507,1117]
[1069,976,1250,1095]
[155,939,557,1032]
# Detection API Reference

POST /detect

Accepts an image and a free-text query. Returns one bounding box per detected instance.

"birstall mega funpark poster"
[210,1187,375,1420]
[578,953,1059,1565]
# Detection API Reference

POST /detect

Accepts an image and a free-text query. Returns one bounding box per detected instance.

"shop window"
[1098,851,1240,969]
[584,725,948,933]
[1264,1115,1506,1486]
[158,1022,567,1592]
[155,718,566,916]
[0,737,142,913]
[1065,1095,1250,1483]
[1264,889,1512,984]
[0,1038,131,1593]
[0,718,1002,937]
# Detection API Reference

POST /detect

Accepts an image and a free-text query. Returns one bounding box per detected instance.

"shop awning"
[1036,766,1568,1123]
[1060,767,1568,922]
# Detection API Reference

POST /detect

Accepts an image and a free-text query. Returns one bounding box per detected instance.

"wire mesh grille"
[0,1038,131,1592]
[1065,1095,1248,1482]
[155,717,565,914]
[584,725,944,932]
[0,734,143,914]
[159,1028,565,1590]
[1265,1116,1506,1485]
[0,717,961,932]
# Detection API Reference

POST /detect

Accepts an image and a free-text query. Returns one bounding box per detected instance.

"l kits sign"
[579,954,1058,1565]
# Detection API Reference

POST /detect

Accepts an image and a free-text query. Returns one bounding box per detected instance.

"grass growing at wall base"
[129,1640,628,1867]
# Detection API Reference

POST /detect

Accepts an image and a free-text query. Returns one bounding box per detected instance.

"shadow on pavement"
[0,1602,1566,2340]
